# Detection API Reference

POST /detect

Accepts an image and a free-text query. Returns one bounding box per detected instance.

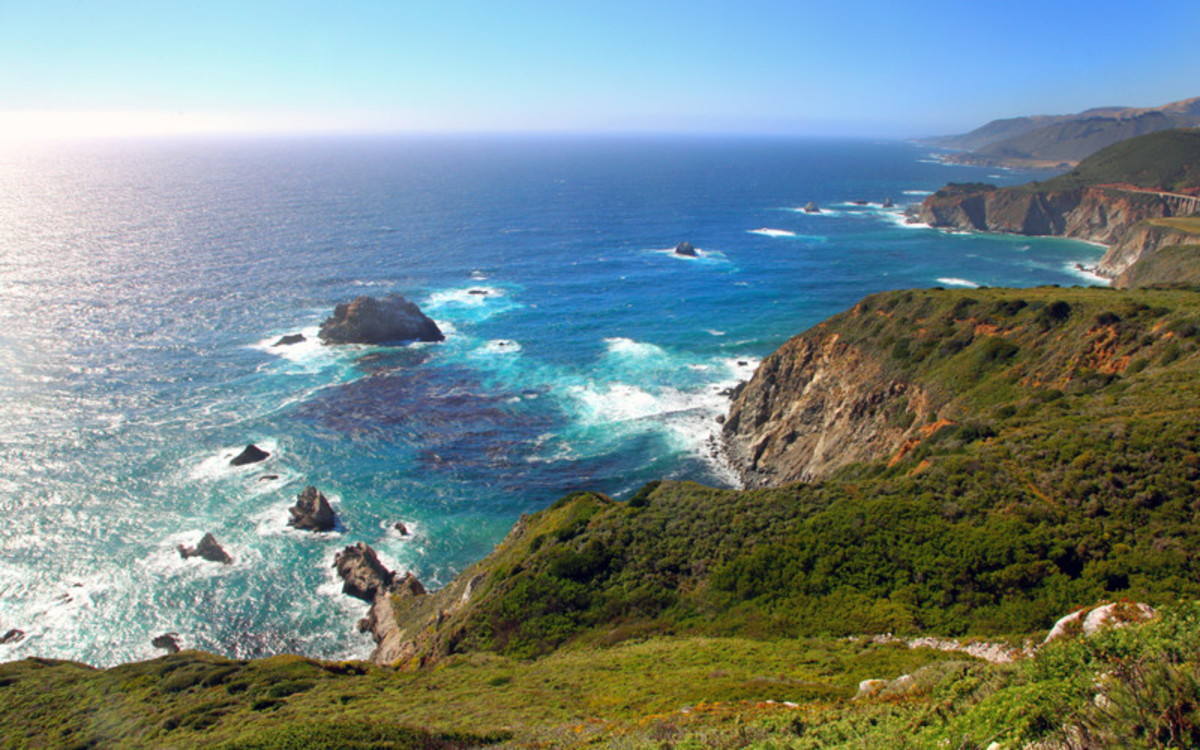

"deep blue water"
[0,135,1104,665]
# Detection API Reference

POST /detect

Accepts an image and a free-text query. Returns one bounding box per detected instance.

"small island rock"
[674,241,697,257]
[803,201,821,213]
[230,443,270,466]
[318,294,444,345]
[288,486,337,532]
[178,533,233,565]
[394,521,409,536]
[273,333,306,346]
[882,197,895,208]
[152,633,181,654]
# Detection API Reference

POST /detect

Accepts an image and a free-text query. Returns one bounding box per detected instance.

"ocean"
[0,135,1105,665]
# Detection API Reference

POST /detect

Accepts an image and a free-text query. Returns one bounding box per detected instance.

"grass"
[1145,217,1200,235]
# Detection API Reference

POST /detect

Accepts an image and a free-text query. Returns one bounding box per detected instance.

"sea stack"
[318,294,444,345]
[288,486,338,532]
[804,201,820,213]
[674,241,698,257]
[882,197,895,208]
[230,443,269,466]
[178,533,234,564]
[273,333,306,346]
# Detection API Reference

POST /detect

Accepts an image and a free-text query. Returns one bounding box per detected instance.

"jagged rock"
[674,241,697,257]
[318,294,444,345]
[333,543,396,602]
[1044,602,1155,644]
[0,628,25,645]
[178,533,233,565]
[882,197,894,208]
[394,521,409,536]
[273,333,306,346]
[230,443,269,466]
[803,201,820,213]
[288,486,337,532]
[152,633,181,653]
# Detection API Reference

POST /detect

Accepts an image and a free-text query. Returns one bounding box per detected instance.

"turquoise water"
[0,135,1103,665]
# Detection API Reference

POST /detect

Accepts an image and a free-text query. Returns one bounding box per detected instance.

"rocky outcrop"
[917,185,1183,278]
[273,333,305,346]
[722,325,935,486]
[178,533,233,565]
[0,628,24,645]
[803,201,820,213]
[1044,602,1155,644]
[288,486,337,532]
[230,443,269,466]
[674,241,697,257]
[318,294,444,345]
[332,543,429,665]
[152,633,181,653]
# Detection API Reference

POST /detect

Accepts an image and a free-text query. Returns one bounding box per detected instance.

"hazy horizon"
[2,0,1198,142]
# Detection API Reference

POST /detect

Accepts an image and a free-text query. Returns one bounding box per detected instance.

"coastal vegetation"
[6,285,1200,747]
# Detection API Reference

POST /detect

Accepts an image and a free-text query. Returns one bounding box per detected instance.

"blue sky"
[1,0,1197,139]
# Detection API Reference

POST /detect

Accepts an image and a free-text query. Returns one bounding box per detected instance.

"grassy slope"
[1032,128,1200,192]
[5,286,1200,747]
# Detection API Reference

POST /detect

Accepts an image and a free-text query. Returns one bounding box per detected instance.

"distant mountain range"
[921,96,1200,168]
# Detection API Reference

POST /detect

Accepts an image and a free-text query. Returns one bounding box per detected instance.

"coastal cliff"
[917,128,1200,280]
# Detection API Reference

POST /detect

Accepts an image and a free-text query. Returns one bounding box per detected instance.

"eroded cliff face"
[916,186,1178,277]
[722,323,935,487]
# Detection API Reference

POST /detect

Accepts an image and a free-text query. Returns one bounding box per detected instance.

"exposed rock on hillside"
[319,294,444,345]
[723,327,934,486]
[332,542,430,665]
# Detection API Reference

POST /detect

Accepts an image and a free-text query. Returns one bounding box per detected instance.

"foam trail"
[748,228,797,238]
[936,277,981,288]
[1064,262,1112,286]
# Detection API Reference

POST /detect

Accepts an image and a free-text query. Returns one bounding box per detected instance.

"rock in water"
[152,633,181,654]
[230,443,269,466]
[882,197,895,208]
[288,486,337,532]
[334,543,396,602]
[0,628,25,645]
[674,241,697,257]
[394,521,409,535]
[178,533,234,564]
[804,201,820,213]
[318,294,444,345]
[273,333,306,346]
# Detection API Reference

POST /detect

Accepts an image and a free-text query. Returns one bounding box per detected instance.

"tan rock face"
[722,328,933,487]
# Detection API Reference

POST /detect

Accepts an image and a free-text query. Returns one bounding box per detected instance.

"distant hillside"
[918,129,1200,279]
[922,96,1200,168]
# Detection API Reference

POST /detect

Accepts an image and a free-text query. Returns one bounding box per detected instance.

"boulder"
[152,633,181,654]
[883,197,895,208]
[318,294,444,345]
[273,333,306,346]
[1044,601,1155,644]
[230,443,269,466]
[0,628,24,645]
[803,201,821,213]
[334,543,396,602]
[674,241,697,257]
[288,486,337,532]
[394,521,409,536]
[178,533,234,565]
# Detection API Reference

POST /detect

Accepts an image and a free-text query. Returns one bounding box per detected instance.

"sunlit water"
[0,135,1103,665]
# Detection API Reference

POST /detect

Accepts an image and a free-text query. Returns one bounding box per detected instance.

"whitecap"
[707,329,725,336]
[748,228,797,238]
[470,270,489,280]
[903,189,934,196]
[603,337,666,359]
[1064,262,1112,286]
[477,339,521,355]
[936,277,981,288]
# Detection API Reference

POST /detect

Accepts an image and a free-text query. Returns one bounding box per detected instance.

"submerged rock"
[0,628,24,645]
[288,486,337,532]
[152,632,181,654]
[273,333,306,346]
[178,533,234,565]
[318,294,444,345]
[674,241,697,257]
[804,201,821,213]
[230,443,269,466]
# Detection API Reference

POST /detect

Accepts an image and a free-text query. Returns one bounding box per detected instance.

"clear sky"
[1,0,1198,140]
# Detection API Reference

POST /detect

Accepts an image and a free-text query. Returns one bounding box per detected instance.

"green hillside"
[1034,128,1200,192]
[5,286,1200,747]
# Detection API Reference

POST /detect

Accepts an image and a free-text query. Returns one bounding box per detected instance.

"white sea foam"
[936,277,981,288]
[187,438,280,482]
[748,228,797,238]
[470,269,489,280]
[707,329,725,336]
[903,189,934,196]
[428,286,503,307]
[603,337,666,359]
[1064,262,1112,286]
[477,339,521,355]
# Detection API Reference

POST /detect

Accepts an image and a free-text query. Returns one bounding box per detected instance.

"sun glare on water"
[0,111,357,143]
